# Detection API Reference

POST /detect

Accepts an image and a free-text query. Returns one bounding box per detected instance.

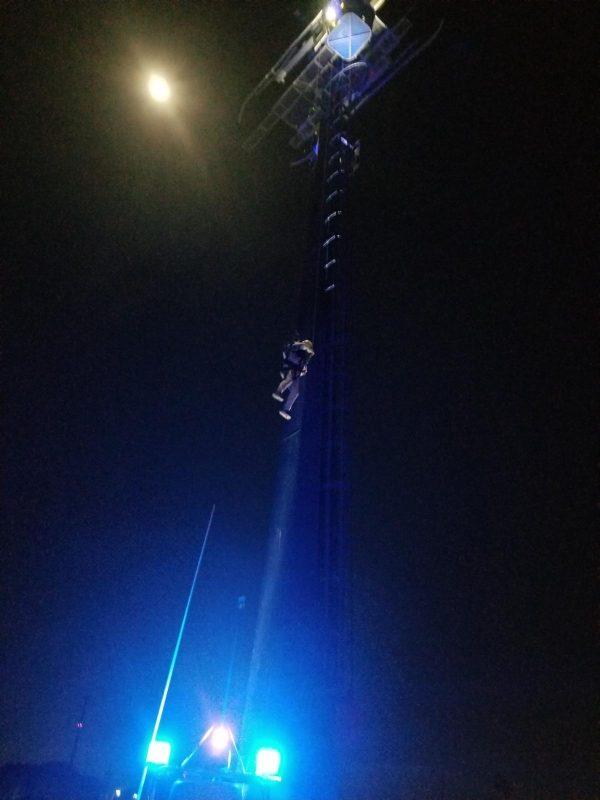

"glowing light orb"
[148,74,171,103]
[255,748,282,777]
[209,725,230,754]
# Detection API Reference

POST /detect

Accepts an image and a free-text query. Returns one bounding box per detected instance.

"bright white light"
[146,739,171,765]
[255,748,282,777]
[115,790,122,798]
[148,74,171,103]
[325,3,339,24]
[209,725,230,754]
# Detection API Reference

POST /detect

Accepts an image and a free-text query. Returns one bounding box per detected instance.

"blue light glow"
[255,747,282,777]
[146,740,171,765]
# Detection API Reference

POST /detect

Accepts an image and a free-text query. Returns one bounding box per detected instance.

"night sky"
[3,2,596,798]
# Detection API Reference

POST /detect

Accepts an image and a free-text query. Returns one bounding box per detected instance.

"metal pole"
[137,504,216,800]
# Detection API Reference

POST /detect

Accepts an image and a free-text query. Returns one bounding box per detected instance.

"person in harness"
[272,337,315,420]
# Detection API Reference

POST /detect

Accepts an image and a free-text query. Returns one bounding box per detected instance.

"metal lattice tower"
[240,4,442,795]
[312,88,354,693]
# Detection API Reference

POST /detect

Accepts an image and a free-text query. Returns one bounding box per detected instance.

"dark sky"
[3,2,595,797]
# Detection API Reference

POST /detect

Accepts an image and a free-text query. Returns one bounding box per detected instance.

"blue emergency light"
[146,740,171,766]
[255,747,282,778]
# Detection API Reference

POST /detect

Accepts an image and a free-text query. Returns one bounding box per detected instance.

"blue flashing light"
[255,747,282,778]
[146,740,171,765]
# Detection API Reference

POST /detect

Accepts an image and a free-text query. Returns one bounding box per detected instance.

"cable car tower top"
[240,0,442,152]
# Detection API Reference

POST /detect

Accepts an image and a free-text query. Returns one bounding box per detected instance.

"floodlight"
[325,3,339,24]
[255,747,282,777]
[148,74,171,103]
[146,739,171,765]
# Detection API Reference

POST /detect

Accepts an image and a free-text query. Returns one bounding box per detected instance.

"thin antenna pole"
[137,504,216,800]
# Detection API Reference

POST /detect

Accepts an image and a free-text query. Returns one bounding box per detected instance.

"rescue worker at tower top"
[272,338,315,421]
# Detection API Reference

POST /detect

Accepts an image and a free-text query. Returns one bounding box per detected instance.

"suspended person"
[272,338,315,420]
